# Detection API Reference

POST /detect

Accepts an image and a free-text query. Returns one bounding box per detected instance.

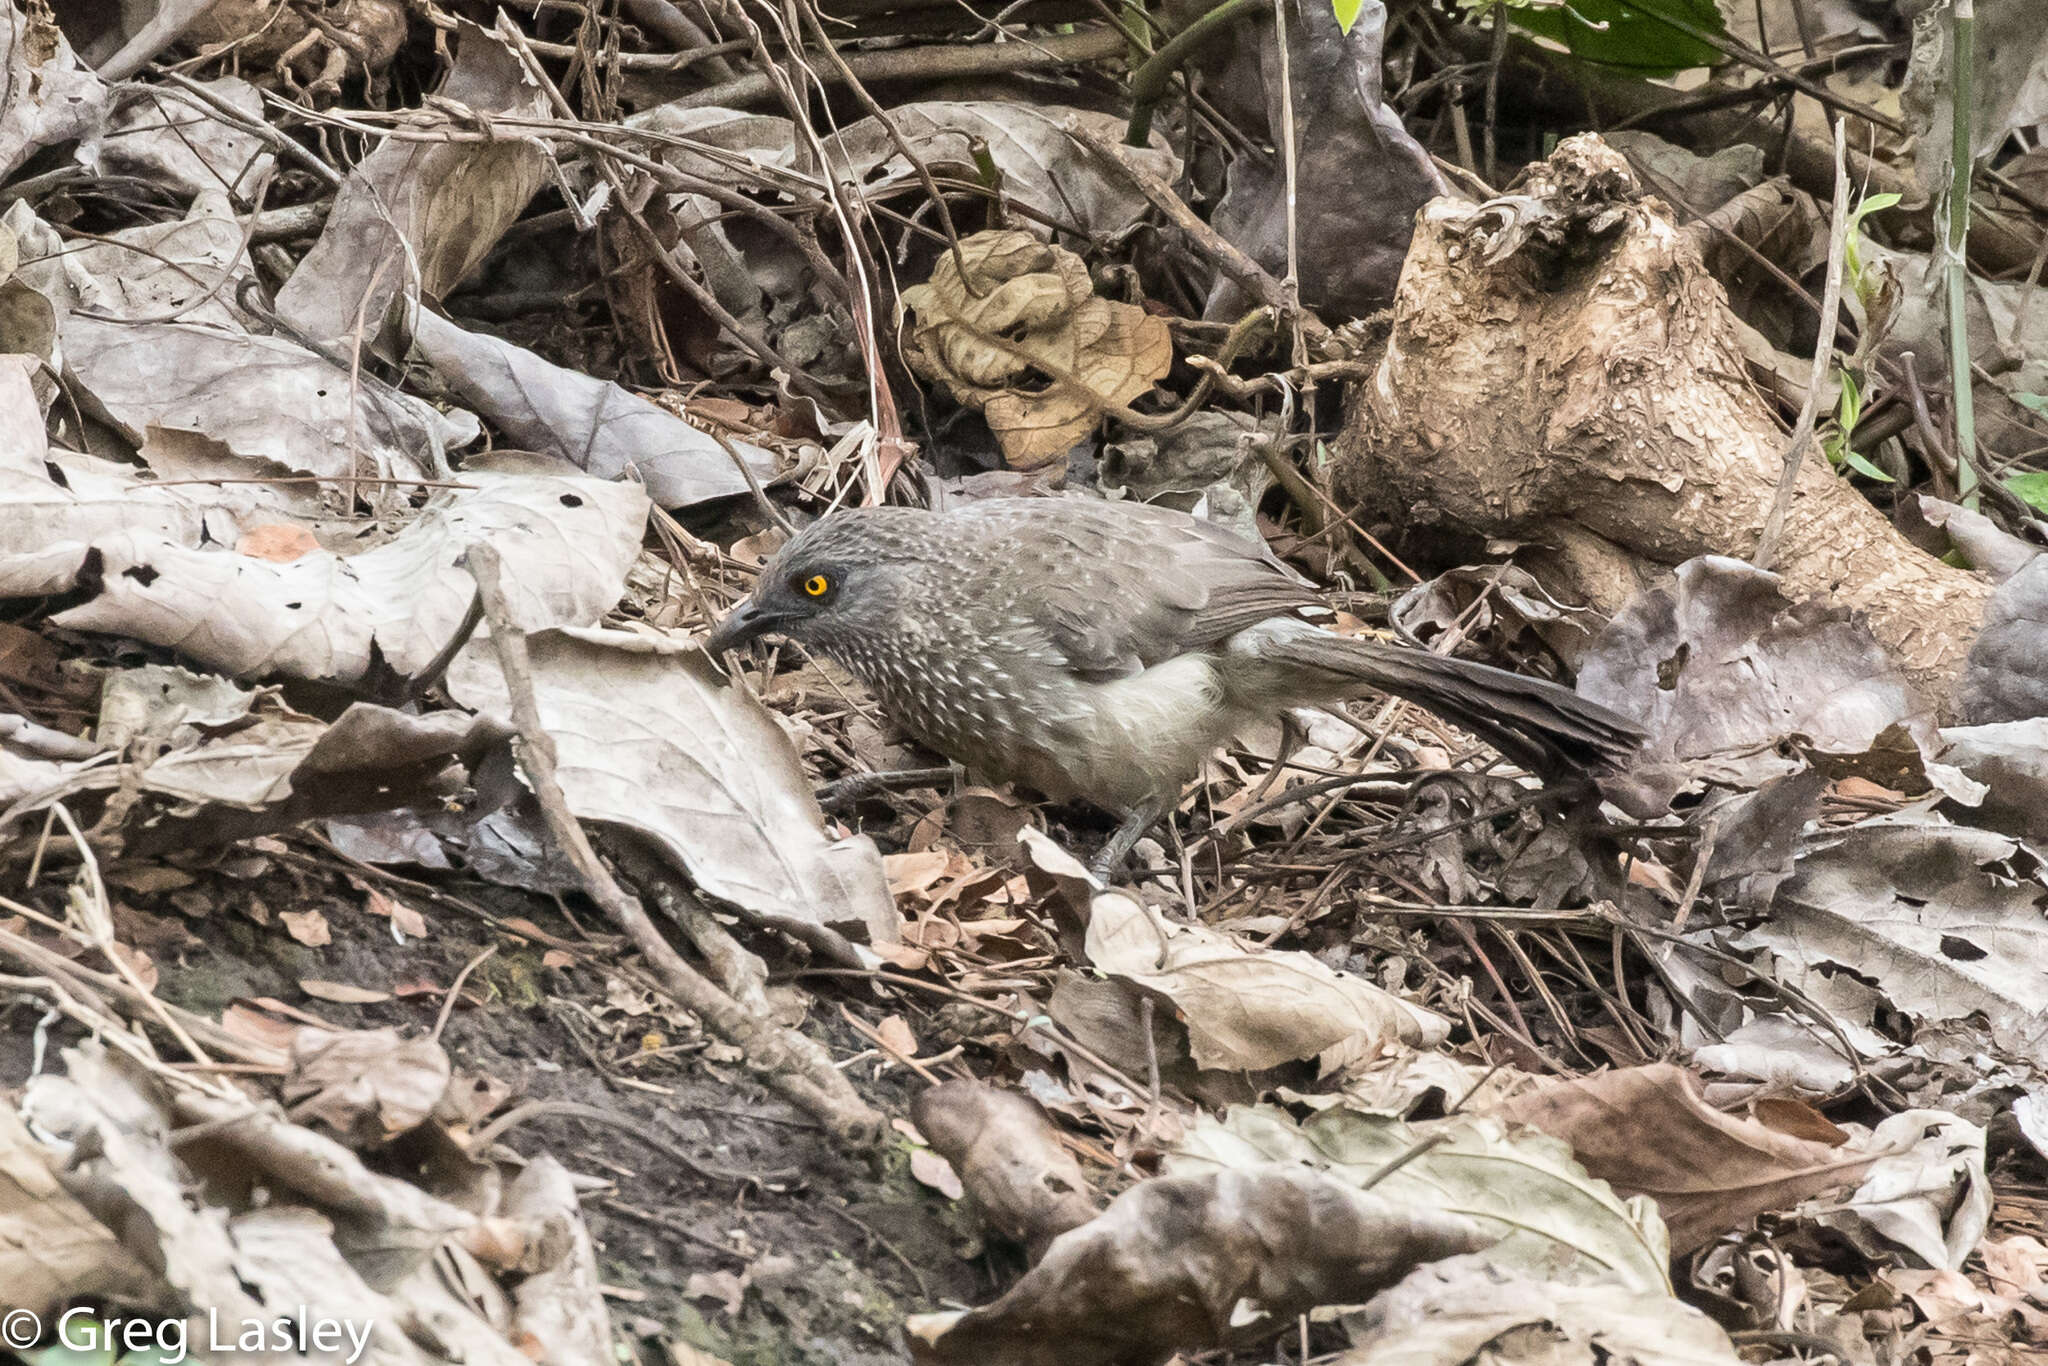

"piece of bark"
[1336,134,1991,706]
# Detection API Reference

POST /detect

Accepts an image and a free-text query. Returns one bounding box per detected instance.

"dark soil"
[1,840,995,1365]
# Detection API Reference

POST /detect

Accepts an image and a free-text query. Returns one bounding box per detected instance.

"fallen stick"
[463,544,885,1147]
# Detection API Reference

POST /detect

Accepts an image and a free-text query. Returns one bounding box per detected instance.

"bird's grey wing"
[969,499,1319,680]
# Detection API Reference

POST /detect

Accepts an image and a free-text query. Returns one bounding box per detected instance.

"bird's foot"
[815,765,960,812]
[1088,798,1172,885]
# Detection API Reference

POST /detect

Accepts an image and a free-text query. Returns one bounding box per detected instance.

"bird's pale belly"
[875,651,1239,811]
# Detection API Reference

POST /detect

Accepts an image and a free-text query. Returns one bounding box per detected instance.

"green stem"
[1948,0,1978,506]
[1124,0,1264,147]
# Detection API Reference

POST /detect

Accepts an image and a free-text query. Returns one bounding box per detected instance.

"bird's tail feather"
[1264,631,1642,778]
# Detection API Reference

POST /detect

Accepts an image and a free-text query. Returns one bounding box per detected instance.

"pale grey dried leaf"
[0,1100,160,1318]
[1936,718,2048,844]
[286,1027,453,1146]
[1168,1104,1670,1293]
[277,18,548,346]
[446,626,896,947]
[906,1164,1490,1366]
[412,309,775,509]
[1341,1255,1742,1366]
[1749,816,2048,1063]
[1083,886,1448,1072]
[501,1158,612,1366]
[99,78,273,199]
[1914,495,2040,583]
[1580,556,1937,810]
[0,1,106,182]
[36,465,643,684]
[66,315,469,482]
[1796,1109,1990,1271]
[14,190,254,329]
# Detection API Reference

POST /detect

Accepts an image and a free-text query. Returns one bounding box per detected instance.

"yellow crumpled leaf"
[900,230,1172,469]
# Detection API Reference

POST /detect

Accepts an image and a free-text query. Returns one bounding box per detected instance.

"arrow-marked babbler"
[705,498,1641,877]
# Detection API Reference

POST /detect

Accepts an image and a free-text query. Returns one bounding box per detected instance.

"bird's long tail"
[1252,625,1643,779]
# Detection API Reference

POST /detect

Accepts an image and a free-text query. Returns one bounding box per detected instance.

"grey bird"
[705,498,1641,875]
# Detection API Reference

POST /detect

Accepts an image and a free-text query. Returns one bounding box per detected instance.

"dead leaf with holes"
[900,230,1171,469]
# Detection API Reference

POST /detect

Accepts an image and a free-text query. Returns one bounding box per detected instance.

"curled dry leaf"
[901,230,1172,469]
[0,1101,159,1318]
[906,1165,1492,1366]
[1085,886,1449,1073]
[1169,1104,1671,1293]
[1577,556,1944,812]
[286,1027,453,1146]
[276,17,547,346]
[500,1157,614,1366]
[0,1,107,182]
[1488,1063,1879,1255]
[1750,815,2048,1059]
[1342,1254,1744,1366]
[911,1080,1099,1254]
[1796,1109,1992,1271]
[447,626,895,948]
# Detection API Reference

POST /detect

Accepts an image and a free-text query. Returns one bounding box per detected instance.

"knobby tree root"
[1337,134,1992,708]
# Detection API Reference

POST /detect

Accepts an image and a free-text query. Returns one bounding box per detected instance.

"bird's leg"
[815,764,963,811]
[1089,795,1173,884]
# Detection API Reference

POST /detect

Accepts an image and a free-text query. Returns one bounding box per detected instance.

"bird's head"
[702,508,928,658]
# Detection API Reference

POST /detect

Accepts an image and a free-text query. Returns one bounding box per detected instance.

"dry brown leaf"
[906,1166,1491,1365]
[1085,885,1450,1072]
[909,1147,965,1201]
[901,230,1171,469]
[300,979,391,1005]
[285,1027,452,1145]
[365,887,428,938]
[912,1080,1098,1254]
[1490,1063,1879,1255]
[875,1014,920,1059]
[280,908,331,947]
[0,1102,158,1316]
[220,1003,301,1052]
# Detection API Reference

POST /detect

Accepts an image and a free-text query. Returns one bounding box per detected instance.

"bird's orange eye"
[802,574,831,598]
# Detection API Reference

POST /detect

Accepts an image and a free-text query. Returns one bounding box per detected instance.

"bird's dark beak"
[703,598,785,656]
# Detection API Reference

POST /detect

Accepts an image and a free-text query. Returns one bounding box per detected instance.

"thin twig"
[1754,120,1849,570]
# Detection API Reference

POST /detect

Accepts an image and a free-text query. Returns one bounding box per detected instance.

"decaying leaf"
[1168,1104,1671,1293]
[276,17,548,346]
[911,1080,1098,1253]
[1084,885,1449,1073]
[447,626,896,948]
[1578,556,1943,811]
[906,1165,1491,1366]
[0,1101,159,1317]
[0,0,107,182]
[1795,1109,1991,1271]
[1342,1255,1744,1366]
[901,230,1172,468]
[1748,815,2048,1062]
[8,460,647,685]
[286,1027,453,1145]
[1489,1063,1877,1254]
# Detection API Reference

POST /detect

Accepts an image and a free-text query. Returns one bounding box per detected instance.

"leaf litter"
[0,0,2045,1362]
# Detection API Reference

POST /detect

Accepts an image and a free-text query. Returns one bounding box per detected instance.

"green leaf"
[1509,0,1726,74]
[1331,0,1365,33]
[2006,471,2048,511]
[2015,391,2048,415]
[1839,446,1895,483]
